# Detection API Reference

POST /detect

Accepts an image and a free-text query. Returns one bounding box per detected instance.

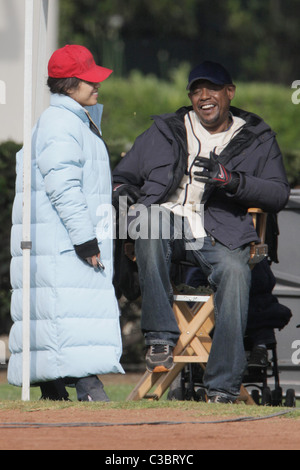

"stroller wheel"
[271,387,283,406]
[251,389,260,405]
[284,389,296,408]
[167,374,185,401]
[261,386,272,406]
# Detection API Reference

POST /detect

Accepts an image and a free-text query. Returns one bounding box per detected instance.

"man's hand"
[112,184,144,211]
[194,151,240,193]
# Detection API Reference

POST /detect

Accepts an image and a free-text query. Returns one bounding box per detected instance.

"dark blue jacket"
[113,106,290,250]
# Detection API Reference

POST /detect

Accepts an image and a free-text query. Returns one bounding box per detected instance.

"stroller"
[168,259,294,406]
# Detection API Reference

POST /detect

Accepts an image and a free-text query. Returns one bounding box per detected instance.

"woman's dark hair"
[47,77,81,96]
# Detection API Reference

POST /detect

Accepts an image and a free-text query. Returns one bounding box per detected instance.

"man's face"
[188,80,236,134]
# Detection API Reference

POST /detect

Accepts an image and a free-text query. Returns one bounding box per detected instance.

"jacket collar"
[153,104,273,136]
[50,94,104,129]
[151,104,276,204]
[152,105,275,162]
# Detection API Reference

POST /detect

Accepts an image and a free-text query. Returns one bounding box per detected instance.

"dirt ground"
[0,407,299,450]
[0,372,299,450]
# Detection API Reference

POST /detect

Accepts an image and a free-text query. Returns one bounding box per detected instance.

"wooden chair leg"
[127,370,166,401]
[238,386,256,405]
[126,292,257,405]
[126,296,214,401]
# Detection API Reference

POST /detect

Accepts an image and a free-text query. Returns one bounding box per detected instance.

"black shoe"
[40,379,70,401]
[76,376,110,402]
[248,346,269,369]
[146,344,174,373]
[208,395,234,404]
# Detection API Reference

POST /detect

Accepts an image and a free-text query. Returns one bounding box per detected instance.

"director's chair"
[126,209,268,404]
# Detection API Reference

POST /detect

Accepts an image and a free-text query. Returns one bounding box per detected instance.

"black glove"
[112,184,144,211]
[194,151,240,193]
[74,238,99,260]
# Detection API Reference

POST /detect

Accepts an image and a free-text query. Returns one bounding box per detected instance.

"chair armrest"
[248,208,267,244]
[248,208,268,265]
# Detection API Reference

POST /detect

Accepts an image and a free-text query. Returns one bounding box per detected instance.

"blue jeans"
[134,208,251,400]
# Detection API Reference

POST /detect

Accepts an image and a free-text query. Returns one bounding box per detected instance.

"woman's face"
[68,80,101,107]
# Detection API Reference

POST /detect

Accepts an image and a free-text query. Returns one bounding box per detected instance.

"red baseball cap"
[48,45,113,83]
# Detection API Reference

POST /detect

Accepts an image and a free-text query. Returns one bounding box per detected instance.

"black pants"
[40,379,69,401]
[40,376,109,402]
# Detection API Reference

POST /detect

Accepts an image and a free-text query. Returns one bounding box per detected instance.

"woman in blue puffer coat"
[8,45,124,401]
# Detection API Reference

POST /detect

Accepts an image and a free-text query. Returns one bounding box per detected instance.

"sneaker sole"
[247,363,269,369]
[147,364,175,374]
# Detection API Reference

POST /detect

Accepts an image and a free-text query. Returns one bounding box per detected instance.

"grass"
[0,382,132,402]
[0,381,299,422]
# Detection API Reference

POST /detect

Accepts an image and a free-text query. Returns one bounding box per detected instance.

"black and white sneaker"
[146,344,174,373]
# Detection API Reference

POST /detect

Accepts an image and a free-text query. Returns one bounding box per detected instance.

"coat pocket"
[59,239,75,254]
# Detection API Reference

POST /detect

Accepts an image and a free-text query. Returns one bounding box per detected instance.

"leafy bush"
[101,67,300,187]
[100,65,191,167]
[233,82,300,187]
[0,141,22,334]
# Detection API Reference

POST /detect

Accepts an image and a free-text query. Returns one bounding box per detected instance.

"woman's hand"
[86,254,105,271]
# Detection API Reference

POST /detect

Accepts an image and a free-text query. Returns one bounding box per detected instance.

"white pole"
[22,0,34,402]
[34,0,50,123]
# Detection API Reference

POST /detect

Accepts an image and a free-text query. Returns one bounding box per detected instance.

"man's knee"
[224,257,250,278]
[212,249,251,289]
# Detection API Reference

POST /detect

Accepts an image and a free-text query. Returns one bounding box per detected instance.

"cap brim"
[76,65,113,83]
[187,76,229,90]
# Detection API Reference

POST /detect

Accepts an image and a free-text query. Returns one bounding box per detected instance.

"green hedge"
[0,141,22,334]
[233,82,300,188]
[0,72,299,333]
[100,68,300,186]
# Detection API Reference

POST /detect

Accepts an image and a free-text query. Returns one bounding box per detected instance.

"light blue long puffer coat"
[8,94,124,386]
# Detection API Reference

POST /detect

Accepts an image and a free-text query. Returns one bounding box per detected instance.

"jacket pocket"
[59,239,75,254]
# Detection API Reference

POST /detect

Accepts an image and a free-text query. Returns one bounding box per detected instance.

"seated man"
[112,61,290,404]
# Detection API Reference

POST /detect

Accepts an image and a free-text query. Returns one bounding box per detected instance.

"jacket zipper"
[183,113,201,206]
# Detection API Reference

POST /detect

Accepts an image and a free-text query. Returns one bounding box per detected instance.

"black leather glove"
[112,184,144,211]
[194,151,240,193]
